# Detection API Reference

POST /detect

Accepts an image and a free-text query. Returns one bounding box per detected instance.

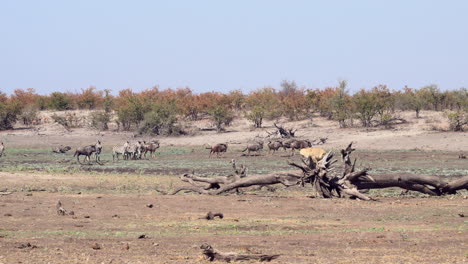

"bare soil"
[0,191,467,264]
[0,110,467,263]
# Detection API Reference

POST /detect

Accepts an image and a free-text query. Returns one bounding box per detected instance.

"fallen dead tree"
[336,143,468,195]
[200,243,280,262]
[266,123,296,138]
[156,143,467,199]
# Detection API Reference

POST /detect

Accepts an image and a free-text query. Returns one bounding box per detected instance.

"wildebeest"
[207,143,228,158]
[281,139,296,150]
[242,142,263,156]
[52,145,71,153]
[142,140,160,159]
[112,141,129,162]
[299,147,327,163]
[74,141,102,164]
[267,140,283,155]
[0,141,4,157]
[290,139,312,156]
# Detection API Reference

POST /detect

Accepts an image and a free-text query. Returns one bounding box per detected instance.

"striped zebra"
[112,141,129,162]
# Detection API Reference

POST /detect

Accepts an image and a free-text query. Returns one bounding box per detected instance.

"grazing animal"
[242,142,263,156]
[207,143,228,158]
[0,141,4,157]
[281,139,296,150]
[52,145,71,153]
[299,147,327,164]
[112,141,129,161]
[142,140,160,159]
[74,141,102,164]
[267,141,283,155]
[290,140,312,156]
[125,141,143,160]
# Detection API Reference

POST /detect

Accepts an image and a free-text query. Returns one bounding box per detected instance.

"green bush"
[139,103,180,135]
[90,111,111,130]
[48,92,72,110]
[446,111,468,132]
[0,100,22,130]
[209,105,233,132]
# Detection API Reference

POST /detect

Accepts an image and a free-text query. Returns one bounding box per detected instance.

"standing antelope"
[290,139,312,156]
[142,140,160,159]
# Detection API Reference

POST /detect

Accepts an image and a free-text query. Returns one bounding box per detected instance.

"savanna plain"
[0,111,467,264]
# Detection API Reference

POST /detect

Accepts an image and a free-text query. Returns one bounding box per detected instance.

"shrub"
[90,111,111,130]
[446,111,468,132]
[0,100,22,130]
[209,105,233,132]
[139,103,180,135]
[19,106,39,126]
[245,106,265,128]
[48,92,72,110]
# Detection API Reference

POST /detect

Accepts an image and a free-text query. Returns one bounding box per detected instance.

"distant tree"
[48,92,72,110]
[245,106,266,128]
[139,102,179,135]
[90,111,111,130]
[330,80,353,128]
[0,91,23,130]
[401,86,425,118]
[76,87,103,110]
[353,89,378,127]
[279,80,307,120]
[419,85,442,111]
[244,87,281,127]
[115,89,147,130]
[103,89,114,113]
[209,105,233,132]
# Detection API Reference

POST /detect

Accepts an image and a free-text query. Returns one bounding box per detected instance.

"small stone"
[146,204,153,208]
[122,243,129,250]
[91,243,101,250]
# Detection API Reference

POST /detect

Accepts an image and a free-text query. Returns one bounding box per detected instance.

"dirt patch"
[0,192,466,263]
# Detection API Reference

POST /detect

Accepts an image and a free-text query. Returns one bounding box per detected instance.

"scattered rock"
[146,204,154,208]
[458,213,465,217]
[16,243,37,249]
[122,243,130,250]
[138,234,147,239]
[25,193,32,196]
[91,243,101,250]
[204,212,224,220]
[4,213,12,217]
[112,214,119,218]
[84,215,90,218]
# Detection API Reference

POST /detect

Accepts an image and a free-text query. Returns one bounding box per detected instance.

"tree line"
[0,81,467,133]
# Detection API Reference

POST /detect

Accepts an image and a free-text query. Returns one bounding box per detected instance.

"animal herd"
[0,138,327,164]
[208,138,327,162]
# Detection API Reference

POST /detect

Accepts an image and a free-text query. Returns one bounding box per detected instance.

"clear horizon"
[1,1,467,95]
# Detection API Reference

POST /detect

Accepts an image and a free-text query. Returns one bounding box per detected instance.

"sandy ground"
[0,110,467,263]
[0,110,467,152]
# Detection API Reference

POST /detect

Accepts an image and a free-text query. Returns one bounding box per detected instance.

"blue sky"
[1,0,467,95]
